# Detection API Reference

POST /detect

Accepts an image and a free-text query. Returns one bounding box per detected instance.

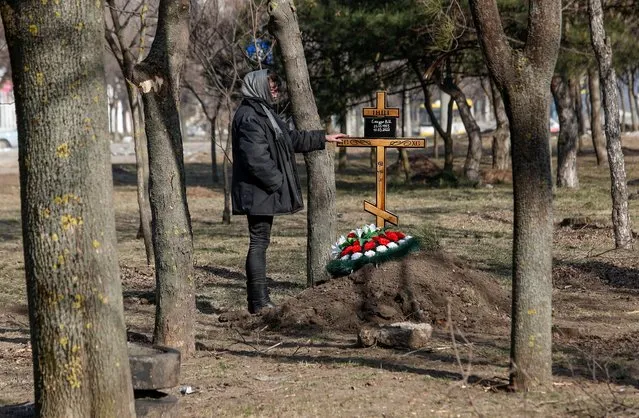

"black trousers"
[246,215,274,295]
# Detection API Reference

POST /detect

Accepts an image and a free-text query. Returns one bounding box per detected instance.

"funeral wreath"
[326,224,420,277]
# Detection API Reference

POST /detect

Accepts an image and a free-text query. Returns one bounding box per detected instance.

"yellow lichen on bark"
[60,214,83,230]
[72,294,84,310]
[54,194,81,205]
[56,143,70,158]
[63,355,82,389]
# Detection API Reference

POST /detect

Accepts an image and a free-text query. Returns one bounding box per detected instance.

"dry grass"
[1,135,639,416]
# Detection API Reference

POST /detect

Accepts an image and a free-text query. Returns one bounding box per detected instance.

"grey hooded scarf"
[241,69,273,105]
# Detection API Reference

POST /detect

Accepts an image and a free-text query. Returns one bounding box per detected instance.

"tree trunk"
[571,77,588,153]
[588,67,608,165]
[632,71,639,132]
[268,0,336,287]
[469,0,561,391]
[210,116,219,185]
[490,80,510,170]
[628,72,638,132]
[409,60,451,163]
[106,0,154,265]
[551,76,579,188]
[129,87,154,265]
[133,0,196,355]
[618,81,626,133]
[440,78,483,182]
[338,147,348,172]
[443,98,454,173]
[222,103,232,224]
[589,0,632,249]
[2,1,136,416]
[338,111,347,172]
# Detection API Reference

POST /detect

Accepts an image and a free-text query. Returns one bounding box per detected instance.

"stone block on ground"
[128,342,181,390]
[358,322,433,350]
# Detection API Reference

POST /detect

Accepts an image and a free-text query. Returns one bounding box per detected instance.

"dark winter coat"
[231,97,325,216]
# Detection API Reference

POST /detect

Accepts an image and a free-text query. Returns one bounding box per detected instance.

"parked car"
[0,129,18,149]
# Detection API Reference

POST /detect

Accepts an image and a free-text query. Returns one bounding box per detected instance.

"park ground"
[1,134,639,417]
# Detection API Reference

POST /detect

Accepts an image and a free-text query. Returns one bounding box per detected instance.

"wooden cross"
[338,91,426,228]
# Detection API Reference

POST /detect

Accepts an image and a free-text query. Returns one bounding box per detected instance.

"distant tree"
[189,0,255,223]
[436,69,482,182]
[132,0,196,355]
[588,67,608,164]
[1,0,135,415]
[468,0,561,390]
[105,0,156,265]
[490,79,510,170]
[551,75,579,188]
[588,0,632,249]
[268,0,337,286]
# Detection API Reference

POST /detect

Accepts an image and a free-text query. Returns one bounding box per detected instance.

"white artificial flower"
[337,235,346,246]
[369,223,377,232]
[387,242,398,249]
[356,228,363,237]
[364,250,376,257]
[351,252,363,260]
[405,235,412,240]
[340,254,350,261]
[398,239,406,245]
[331,244,342,259]
[362,224,370,234]
[376,245,388,253]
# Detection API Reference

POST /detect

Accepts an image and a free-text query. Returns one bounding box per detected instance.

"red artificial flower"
[340,245,354,256]
[396,231,406,239]
[377,237,391,246]
[352,242,362,253]
[385,231,399,242]
[347,232,357,239]
[364,240,376,251]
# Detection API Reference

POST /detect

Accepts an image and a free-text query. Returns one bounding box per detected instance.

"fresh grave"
[326,224,420,277]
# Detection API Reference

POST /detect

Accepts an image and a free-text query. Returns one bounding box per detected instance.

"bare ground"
[1,136,639,417]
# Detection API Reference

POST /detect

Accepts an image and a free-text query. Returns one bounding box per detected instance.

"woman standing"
[231,69,345,314]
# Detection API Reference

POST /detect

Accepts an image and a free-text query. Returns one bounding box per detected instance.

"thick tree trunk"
[2,1,135,416]
[268,0,336,286]
[490,80,510,170]
[133,0,195,355]
[571,77,588,153]
[128,87,154,265]
[551,76,579,188]
[506,90,554,392]
[469,0,561,391]
[588,67,608,165]
[440,78,482,182]
[589,0,632,249]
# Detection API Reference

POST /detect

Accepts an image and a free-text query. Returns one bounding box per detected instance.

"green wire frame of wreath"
[326,224,420,277]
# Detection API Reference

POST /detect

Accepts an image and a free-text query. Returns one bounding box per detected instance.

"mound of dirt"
[258,251,511,335]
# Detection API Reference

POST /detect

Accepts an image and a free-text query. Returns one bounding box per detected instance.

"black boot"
[247,279,276,314]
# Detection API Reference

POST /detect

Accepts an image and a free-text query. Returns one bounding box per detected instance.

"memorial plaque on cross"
[339,91,426,228]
